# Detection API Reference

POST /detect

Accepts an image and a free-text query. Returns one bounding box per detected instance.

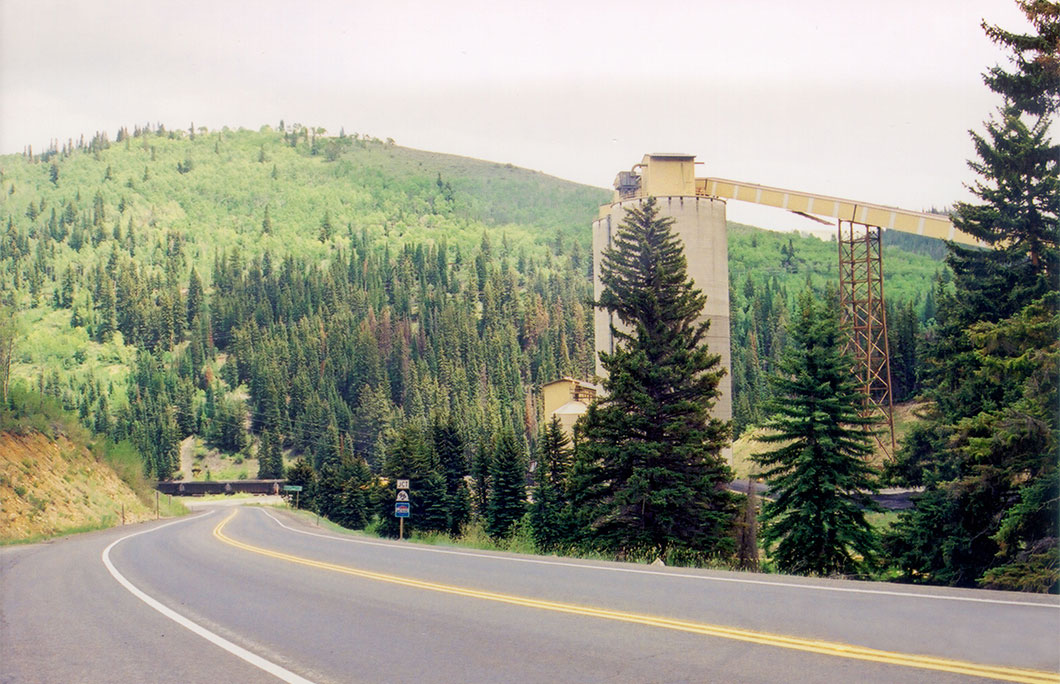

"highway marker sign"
[396,490,409,502]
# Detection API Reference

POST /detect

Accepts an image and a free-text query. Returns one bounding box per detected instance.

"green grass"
[0,518,116,547]
[865,509,900,535]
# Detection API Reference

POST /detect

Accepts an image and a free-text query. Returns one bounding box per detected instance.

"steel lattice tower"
[836,220,896,458]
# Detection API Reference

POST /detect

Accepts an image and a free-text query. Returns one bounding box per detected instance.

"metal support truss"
[836,220,896,459]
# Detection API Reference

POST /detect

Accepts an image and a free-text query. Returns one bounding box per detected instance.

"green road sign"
[283,485,303,492]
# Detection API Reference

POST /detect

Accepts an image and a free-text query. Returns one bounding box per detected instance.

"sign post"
[395,479,410,540]
[395,502,410,539]
[283,484,303,509]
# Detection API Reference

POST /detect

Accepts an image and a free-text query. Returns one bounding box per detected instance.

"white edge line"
[102,511,316,684]
[260,509,1058,610]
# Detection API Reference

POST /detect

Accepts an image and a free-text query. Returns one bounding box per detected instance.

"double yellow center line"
[214,511,1058,684]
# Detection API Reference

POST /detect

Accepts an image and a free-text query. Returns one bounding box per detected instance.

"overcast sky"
[0,0,1030,231]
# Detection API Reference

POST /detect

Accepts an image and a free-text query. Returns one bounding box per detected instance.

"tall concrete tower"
[592,153,732,431]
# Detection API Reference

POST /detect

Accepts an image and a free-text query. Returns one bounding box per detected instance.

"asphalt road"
[2,504,1057,684]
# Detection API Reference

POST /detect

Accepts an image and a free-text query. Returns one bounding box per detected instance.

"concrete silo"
[591,153,732,431]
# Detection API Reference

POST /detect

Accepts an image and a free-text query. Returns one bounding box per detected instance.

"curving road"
[2,503,1057,684]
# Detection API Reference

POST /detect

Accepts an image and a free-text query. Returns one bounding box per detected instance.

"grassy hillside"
[1,125,608,276]
[729,400,930,481]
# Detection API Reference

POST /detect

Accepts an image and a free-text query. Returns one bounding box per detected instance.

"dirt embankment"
[0,431,151,542]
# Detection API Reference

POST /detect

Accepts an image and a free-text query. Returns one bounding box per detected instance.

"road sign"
[396,490,409,502]
[283,485,303,492]
[396,479,410,490]
[395,502,410,518]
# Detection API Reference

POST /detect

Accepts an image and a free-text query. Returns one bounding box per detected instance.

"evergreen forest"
[0,125,936,535]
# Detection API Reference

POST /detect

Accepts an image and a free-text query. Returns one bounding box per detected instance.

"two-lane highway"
[3,504,1058,683]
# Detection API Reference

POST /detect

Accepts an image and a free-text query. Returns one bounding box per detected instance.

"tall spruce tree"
[753,290,881,577]
[530,416,573,550]
[887,2,1059,591]
[485,429,527,538]
[576,196,735,558]
[433,422,471,535]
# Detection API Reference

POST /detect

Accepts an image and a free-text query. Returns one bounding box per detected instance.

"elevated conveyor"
[597,154,982,458]
[695,177,986,247]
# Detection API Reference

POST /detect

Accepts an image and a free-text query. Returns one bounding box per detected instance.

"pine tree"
[575,197,735,558]
[433,422,471,535]
[186,268,204,326]
[887,2,1059,591]
[485,429,526,538]
[257,430,282,479]
[379,422,448,537]
[530,416,573,549]
[753,290,881,577]
[887,300,920,402]
[539,415,571,487]
[333,458,373,530]
[471,444,491,515]
[285,458,316,509]
[268,432,285,480]
[955,101,1058,273]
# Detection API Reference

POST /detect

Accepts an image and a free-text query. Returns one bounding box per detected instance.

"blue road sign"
[395,502,411,518]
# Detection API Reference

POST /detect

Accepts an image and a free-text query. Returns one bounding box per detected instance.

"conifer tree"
[485,429,526,538]
[539,415,571,487]
[471,444,491,515]
[257,430,283,479]
[887,1,1058,591]
[530,416,572,549]
[433,422,471,535]
[333,458,373,530]
[576,197,735,558]
[753,290,881,577]
[186,268,204,326]
[285,458,316,509]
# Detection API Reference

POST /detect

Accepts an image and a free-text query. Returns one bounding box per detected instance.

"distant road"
[2,504,1057,684]
[727,480,921,510]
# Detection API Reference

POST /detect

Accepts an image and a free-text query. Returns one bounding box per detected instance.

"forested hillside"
[0,124,943,474]
[0,125,611,473]
[0,123,943,551]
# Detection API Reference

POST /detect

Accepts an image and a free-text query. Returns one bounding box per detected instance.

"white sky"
[0,0,1030,231]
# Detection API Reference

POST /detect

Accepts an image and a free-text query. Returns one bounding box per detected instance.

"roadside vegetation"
[1,386,186,543]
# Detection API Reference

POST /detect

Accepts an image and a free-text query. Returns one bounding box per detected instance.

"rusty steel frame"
[836,220,896,459]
